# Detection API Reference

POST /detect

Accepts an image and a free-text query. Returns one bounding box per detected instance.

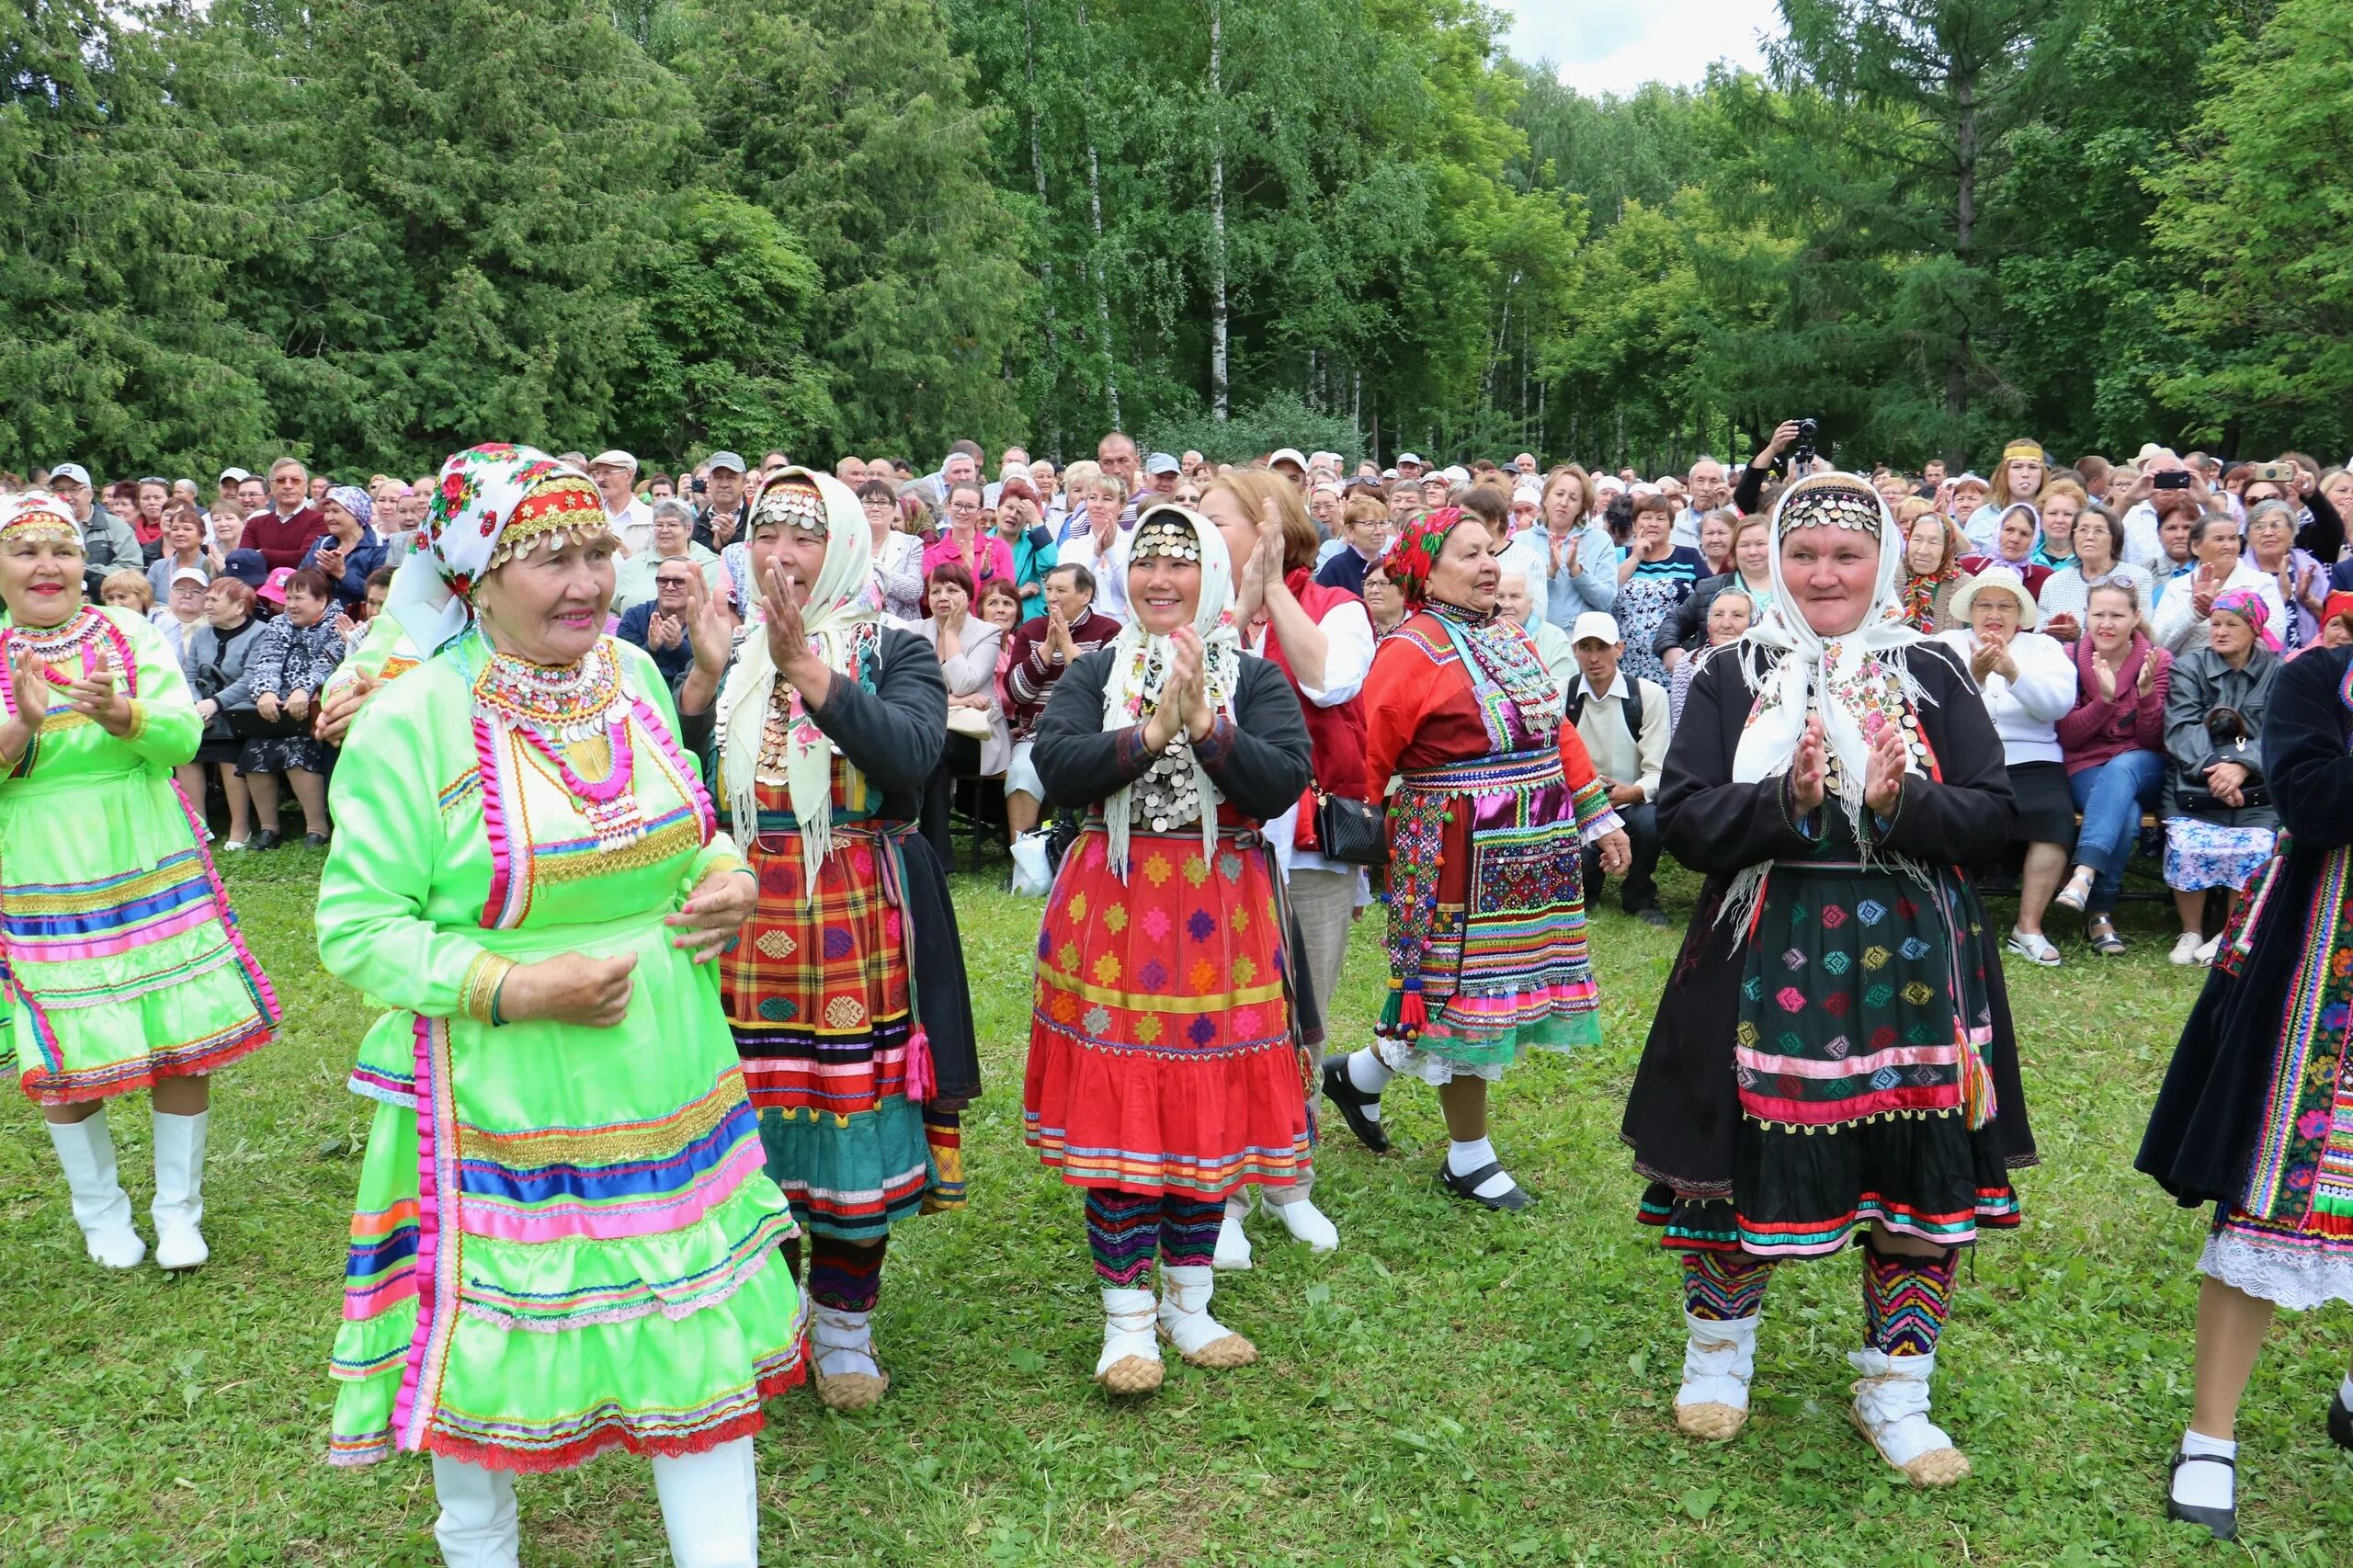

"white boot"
[1266,1190,1340,1254]
[809,1304,887,1413]
[1156,1264,1257,1369]
[1213,1192,1254,1272]
[1847,1349,1970,1485]
[45,1110,146,1268]
[429,1455,521,1568]
[151,1110,210,1270]
[1095,1286,1164,1395]
[651,1436,759,1567]
[1675,1312,1758,1440]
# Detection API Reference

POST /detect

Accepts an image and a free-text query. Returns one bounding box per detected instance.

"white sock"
[1346,1048,1392,1119]
[2172,1428,2236,1511]
[1447,1137,1514,1200]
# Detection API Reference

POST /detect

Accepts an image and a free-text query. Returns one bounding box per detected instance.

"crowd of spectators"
[19,429,2349,965]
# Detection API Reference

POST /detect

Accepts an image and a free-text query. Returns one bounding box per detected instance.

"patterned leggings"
[1085,1188,1224,1286]
[1681,1241,1957,1358]
[783,1233,886,1313]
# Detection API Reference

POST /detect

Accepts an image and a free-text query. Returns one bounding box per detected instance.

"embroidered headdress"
[0,491,84,549]
[386,443,607,656]
[713,468,875,873]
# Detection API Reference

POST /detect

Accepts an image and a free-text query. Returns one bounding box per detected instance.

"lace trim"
[2199,1229,2353,1312]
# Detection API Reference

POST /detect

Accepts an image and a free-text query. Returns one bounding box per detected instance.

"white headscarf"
[1725,472,1933,919]
[714,468,875,872]
[1098,506,1242,879]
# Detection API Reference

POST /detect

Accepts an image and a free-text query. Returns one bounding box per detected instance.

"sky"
[1500,0,1782,96]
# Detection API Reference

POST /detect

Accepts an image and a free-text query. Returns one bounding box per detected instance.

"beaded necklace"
[473,638,647,851]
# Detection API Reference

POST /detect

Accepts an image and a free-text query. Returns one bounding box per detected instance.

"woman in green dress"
[317,444,798,1568]
[0,489,279,1272]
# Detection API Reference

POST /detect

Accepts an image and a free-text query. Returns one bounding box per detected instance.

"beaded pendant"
[475,640,648,848]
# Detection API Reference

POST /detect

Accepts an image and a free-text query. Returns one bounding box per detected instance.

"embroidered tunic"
[1622,643,2038,1256]
[1022,652,1317,1197]
[0,605,278,1102]
[317,634,806,1471]
[677,624,981,1243]
[2142,645,2353,1308]
[1361,606,1621,1078]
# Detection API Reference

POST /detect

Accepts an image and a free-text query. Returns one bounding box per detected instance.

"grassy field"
[3,849,2350,1566]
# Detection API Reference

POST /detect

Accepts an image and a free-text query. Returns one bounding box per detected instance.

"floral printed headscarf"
[385,443,605,656]
[1379,507,1472,605]
[2211,587,2281,653]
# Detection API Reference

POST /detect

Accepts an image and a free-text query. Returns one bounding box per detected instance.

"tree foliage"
[0,0,2339,483]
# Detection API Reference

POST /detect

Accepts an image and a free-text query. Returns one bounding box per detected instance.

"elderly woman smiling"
[1623,471,2035,1489]
[313,445,798,1566]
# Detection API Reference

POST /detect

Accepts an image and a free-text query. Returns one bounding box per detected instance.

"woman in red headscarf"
[1318,507,1630,1210]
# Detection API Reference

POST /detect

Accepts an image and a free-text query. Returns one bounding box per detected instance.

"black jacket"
[1032,648,1313,823]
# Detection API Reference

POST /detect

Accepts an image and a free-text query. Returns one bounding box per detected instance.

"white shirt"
[2121,500,2164,570]
[606,496,655,559]
[1494,528,1552,631]
[2149,561,2280,655]
[1257,595,1376,881]
[1571,666,1670,802]
[1054,530,1131,623]
[1934,629,2075,764]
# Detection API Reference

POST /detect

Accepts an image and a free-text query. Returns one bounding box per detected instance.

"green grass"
[4,852,2350,1566]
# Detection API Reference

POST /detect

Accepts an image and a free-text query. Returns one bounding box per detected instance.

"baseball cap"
[1594,474,1627,495]
[1571,611,1623,646]
[1268,447,1307,472]
[1512,481,1543,506]
[50,462,90,487]
[588,449,637,472]
[1396,451,1426,469]
[705,451,746,474]
[218,466,252,484]
[170,566,209,588]
[1439,465,1470,486]
[257,565,295,605]
[222,549,268,587]
[1145,452,1182,476]
[1951,472,1990,491]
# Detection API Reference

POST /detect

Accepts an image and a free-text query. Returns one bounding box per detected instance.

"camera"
[2248,460,2298,485]
[691,477,709,495]
[2153,470,2192,492]
[1791,417,1820,470]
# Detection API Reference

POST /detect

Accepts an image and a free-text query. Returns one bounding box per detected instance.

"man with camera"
[1730,419,1825,514]
[2121,450,2208,571]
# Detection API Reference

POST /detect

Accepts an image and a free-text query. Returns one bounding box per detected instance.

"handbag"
[1311,784,1387,866]
[944,704,993,738]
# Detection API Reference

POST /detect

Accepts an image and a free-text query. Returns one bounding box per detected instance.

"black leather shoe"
[2331,1388,2353,1449]
[1632,905,1672,928]
[2165,1449,2236,1542]
[1436,1159,1535,1211]
[303,832,330,849]
[1320,1054,1390,1154]
[251,829,282,851]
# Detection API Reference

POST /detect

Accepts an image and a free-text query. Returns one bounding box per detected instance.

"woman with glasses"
[860,479,926,622]
[924,483,1013,595]
[1314,493,1395,597]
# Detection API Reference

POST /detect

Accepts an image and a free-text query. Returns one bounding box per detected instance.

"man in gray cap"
[46,463,143,585]
[693,450,750,551]
[1142,451,1182,503]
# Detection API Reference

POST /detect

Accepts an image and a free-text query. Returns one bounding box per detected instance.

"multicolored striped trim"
[392,1014,460,1456]
[1640,1188,2018,1257]
[2245,844,2353,1222]
[449,1076,768,1246]
[342,1200,422,1324]
[1861,1244,1957,1358]
[1022,1114,1312,1197]
[1683,1249,1774,1321]
[2,851,225,961]
[458,1207,795,1333]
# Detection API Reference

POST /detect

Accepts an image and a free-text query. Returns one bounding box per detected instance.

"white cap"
[1268,447,1307,472]
[50,462,90,486]
[1630,482,1660,498]
[1512,481,1543,506]
[1439,465,1470,485]
[1594,473,1626,494]
[1571,611,1623,646]
[218,466,252,484]
[170,566,210,587]
[1396,451,1425,469]
[588,449,638,472]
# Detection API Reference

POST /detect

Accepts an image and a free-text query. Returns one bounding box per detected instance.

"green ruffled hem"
[1376,1003,1602,1064]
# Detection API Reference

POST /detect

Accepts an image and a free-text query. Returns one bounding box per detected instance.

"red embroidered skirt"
[1023,825,1312,1199]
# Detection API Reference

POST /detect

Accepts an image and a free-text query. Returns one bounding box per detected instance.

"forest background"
[3,0,2346,479]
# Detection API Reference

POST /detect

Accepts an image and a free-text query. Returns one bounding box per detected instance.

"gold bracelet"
[120,699,147,743]
[460,952,517,1025]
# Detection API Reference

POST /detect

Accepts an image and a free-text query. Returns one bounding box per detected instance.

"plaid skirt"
[722,798,961,1241]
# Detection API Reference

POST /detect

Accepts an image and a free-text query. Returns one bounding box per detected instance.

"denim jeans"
[2067,750,2166,913]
